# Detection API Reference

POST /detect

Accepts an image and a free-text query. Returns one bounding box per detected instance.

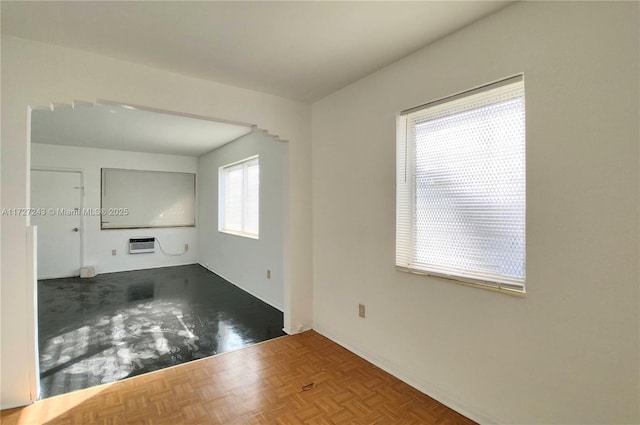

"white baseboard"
[37,273,79,280]
[37,262,200,280]
[95,262,198,275]
[1,400,33,410]
[313,324,496,425]
[282,324,312,335]
[198,263,283,312]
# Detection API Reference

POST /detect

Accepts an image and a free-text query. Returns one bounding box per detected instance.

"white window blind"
[219,156,259,238]
[101,169,195,229]
[396,75,525,292]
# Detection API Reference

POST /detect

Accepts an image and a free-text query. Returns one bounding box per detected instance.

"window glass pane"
[224,167,244,232]
[245,163,260,235]
[219,156,259,238]
[414,98,525,280]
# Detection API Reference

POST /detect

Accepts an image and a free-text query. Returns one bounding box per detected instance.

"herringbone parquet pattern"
[1,331,475,425]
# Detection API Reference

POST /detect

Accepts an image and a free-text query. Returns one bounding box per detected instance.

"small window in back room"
[396,75,526,294]
[219,155,259,238]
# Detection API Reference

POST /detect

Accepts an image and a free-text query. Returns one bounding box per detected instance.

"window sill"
[396,266,525,297]
[219,229,259,240]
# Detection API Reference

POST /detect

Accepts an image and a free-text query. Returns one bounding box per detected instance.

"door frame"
[31,167,85,277]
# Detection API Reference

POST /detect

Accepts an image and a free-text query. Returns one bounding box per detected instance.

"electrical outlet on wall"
[185,243,189,251]
[358,304,366,318]
[267,269,271,279]
[112,249,117,256]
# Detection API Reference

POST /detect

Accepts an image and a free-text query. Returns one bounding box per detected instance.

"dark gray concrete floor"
[38,264,285,398]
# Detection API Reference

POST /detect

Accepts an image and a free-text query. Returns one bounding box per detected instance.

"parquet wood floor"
[1,331,476,425]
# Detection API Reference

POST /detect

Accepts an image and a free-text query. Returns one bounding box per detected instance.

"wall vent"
[129,237,155,254]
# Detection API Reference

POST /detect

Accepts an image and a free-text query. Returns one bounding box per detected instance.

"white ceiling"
[31,103,254,157]
[1,1,513,102]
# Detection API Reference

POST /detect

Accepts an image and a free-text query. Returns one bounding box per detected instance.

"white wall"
[198,132,286,311]
[31,143,199,274]
[311,2,639,424]
[0,35,312,409]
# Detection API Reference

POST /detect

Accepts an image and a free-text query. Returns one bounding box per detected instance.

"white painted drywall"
[31,143,199,274]
[198,132,286,311]
[0,35,312,409]
[311,2,639,424]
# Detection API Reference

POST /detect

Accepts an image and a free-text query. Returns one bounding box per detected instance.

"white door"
[31,170,82,279]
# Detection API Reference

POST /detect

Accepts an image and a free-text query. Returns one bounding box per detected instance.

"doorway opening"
[30,100,290,398]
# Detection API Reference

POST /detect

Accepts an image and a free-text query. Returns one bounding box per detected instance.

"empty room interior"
[1,1,639,425]
[30,103,289,399]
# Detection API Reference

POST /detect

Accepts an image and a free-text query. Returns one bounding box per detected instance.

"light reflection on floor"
[38,264,285,398]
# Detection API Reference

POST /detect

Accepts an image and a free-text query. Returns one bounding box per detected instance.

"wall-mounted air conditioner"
[129,237,155,254]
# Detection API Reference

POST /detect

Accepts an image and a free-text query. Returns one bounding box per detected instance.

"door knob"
[72,228,79,232]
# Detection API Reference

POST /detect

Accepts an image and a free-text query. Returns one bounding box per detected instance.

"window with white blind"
[219,156,259,238]
[396,75,525,293]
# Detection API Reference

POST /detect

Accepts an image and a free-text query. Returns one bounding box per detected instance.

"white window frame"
[396,75,526,295]
[218,155,259,239]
